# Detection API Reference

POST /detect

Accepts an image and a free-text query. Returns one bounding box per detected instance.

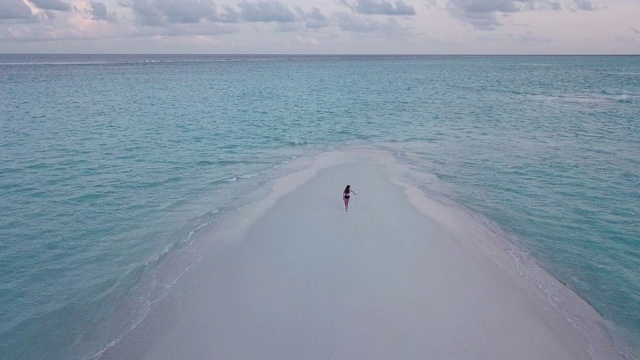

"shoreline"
[100,148,629,360]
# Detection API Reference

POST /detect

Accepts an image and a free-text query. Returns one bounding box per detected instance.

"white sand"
[107,149,613,360]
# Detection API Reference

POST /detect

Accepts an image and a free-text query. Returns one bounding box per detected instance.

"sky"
[0,0,639,54]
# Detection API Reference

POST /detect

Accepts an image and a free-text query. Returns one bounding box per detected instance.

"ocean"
[0,54,638,359]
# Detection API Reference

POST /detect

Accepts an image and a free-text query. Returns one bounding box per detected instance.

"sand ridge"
[128,149,599,360]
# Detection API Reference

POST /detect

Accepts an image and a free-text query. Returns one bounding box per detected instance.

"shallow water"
[1,54,638,359]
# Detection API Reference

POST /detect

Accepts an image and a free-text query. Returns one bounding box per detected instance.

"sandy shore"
[103,149,610,360]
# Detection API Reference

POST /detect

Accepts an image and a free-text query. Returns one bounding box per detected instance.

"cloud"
[90,1,107,19]
[114,0,322,36]
[125,0,238,26]
[90,1,116,22]
[303,7,329,29]
[447,0,566,30]
[345,0,416,15]
[446,0,512,30]
[238,0,296,22]
[268,6,329,31]
[0,0,35,20]
[153,0,216,24]
[127,0,168,26]
[212,6,240,23]
[632,28,640,35]
[333,12,403,33]
[30,0,71,12]
[574,0,594,11]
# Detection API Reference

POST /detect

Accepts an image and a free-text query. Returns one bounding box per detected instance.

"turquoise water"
[1,55,638,359]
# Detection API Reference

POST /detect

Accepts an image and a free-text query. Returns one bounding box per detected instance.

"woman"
[343,185,357,212]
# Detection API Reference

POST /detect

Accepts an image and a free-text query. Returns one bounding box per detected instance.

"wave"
[388,147,638,360]
[88,155,302,359]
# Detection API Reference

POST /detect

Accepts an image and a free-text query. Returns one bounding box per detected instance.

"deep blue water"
[1,54,638,359]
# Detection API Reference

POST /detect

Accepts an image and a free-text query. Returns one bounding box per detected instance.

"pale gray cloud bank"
[123,0,333,27]
[0,0,636,54]
[238,0,295,22]
[90,1,112,21]
[341,0,417,16]
[574,0,595,11]
[445,0,576,30]
[30,0,71,11]
[0,0,34,20]
[125,0,233,25]
[304,7,329,29]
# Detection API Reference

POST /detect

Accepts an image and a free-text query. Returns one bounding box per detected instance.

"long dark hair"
[344,185,350,193]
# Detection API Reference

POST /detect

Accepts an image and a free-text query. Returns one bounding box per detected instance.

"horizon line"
[1,53,639,56]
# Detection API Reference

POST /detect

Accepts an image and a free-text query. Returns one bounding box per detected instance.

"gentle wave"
[1,54,638,359]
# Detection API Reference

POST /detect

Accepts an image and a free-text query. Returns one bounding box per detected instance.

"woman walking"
[343,185,357,212]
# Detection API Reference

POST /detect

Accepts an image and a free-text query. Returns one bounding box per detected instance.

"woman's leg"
[344,197,349,211]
